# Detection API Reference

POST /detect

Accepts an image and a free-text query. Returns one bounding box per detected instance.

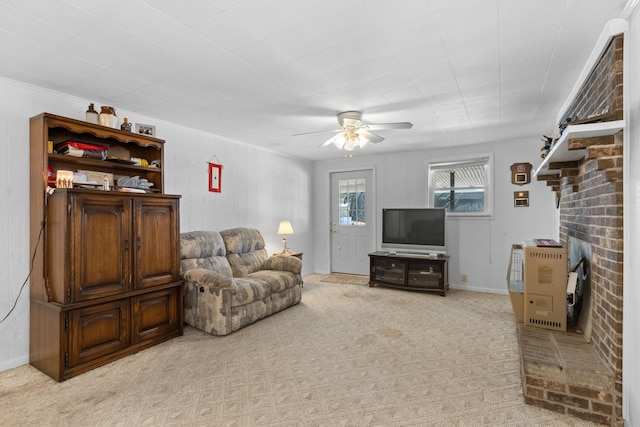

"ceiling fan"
[292,111,413,151]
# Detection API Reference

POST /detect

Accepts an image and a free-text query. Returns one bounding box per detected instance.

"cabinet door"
[372,258,406,286]
[67,299,130,369]
[407,261,443,289]
[131,287,182,344]
[133,198,180,290]
[72,194,132,302]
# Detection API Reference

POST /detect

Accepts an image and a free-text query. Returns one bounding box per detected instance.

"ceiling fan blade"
[320,133,343,147]
[292,129,341,137]
[365,122,413,130]
[359,130,384,143]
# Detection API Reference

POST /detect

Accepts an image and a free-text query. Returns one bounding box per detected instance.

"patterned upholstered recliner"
[180,228,302,335]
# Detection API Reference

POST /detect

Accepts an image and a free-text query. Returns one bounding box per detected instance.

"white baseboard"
[449,283,508,295]
[0,356,29,373]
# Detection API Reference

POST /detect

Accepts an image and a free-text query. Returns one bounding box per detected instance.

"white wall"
[623,5,640,425]
[312,139,559,294]
[0,78,313,372]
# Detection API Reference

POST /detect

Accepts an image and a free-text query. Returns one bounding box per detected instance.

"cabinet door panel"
[73,195,131,301]
[407,261,442,288]
[68,300,129,368]
[132,287,181,344]
[372,258,406,285]
[134,198,180,289]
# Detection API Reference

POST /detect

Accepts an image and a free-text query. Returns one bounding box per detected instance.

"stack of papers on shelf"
[55,140,108,160]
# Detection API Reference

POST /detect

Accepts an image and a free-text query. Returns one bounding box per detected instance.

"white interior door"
[330,170,374,275]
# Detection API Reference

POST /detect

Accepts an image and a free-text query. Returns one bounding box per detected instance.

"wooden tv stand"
[368,251,449,296]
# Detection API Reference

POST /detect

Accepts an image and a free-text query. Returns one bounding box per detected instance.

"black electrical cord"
[0,196,47,325]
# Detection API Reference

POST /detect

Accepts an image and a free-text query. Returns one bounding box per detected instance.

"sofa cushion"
[231,277,272,306]
[221,227,265,254]
[221,228,268,277]
[246,270,300,293]
[183,269,234,290]
[180,231,233,278]
[263,255,302,275]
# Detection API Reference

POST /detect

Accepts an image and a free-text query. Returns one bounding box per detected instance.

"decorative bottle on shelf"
[103,175,110,191]
[120,117,132,132]
[99,106,117,128]
[85,103,99,124]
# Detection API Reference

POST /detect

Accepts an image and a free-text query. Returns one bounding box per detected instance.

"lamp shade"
[278,221,294,235]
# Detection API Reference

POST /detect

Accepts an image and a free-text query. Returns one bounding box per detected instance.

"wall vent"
[527,318,564,329]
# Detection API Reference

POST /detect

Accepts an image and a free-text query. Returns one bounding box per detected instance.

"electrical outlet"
[461,274,468,283]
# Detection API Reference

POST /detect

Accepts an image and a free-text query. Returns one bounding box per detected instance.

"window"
[338,178,366,225]
[427,156,492,216]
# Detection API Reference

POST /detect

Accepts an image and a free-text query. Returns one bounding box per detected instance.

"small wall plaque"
[208,162,222,193]
[514,191,529,207]
[510,162,532,185]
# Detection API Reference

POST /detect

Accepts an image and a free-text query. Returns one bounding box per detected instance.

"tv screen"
[381,208,447,254]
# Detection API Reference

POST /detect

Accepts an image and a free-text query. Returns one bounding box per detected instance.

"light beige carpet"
[321,273,370,285]
[0,275,599,426]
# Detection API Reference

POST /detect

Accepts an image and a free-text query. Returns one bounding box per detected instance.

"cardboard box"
[523,241,567,331]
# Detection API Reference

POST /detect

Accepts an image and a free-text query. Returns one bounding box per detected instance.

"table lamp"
[277,221,294,255]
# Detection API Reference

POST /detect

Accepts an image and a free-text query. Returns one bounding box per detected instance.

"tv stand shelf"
[368,251,449,296]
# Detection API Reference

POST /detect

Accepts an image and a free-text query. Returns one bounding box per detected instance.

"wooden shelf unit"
[29,113,183,381]
[368,252,449,296]
[533,120,625,176]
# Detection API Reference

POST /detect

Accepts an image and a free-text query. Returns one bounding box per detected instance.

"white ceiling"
[0,0,629,160]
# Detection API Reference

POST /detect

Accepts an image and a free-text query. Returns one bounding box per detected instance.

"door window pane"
[338,178,365,226]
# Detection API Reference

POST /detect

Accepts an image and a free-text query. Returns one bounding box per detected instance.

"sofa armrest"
[183,268,234,290]
[263,255,302,274]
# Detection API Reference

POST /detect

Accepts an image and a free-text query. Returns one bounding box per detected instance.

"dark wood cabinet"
[131,287,181,344]
[67,300,130,370]
[29,113,183,381]
[134,197,181,290]
[368,251,449,296]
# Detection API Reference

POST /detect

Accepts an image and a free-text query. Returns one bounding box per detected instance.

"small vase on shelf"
[99,106,117,128]
[85,103,98,124]
[120,117,132,132]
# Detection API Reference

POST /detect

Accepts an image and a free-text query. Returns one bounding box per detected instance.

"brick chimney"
[533,34,624,425]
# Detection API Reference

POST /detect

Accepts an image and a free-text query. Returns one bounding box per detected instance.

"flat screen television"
[381,208,447,255]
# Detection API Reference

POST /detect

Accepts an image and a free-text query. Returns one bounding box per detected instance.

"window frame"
[426,154,493,218]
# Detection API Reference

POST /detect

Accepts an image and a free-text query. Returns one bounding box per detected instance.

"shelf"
[49,153,162,175]
[44,113,164,149]
[533,120,625,176]
[535,19,628,178]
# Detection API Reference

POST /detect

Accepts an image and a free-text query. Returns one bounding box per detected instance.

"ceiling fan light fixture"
[331,133,347,150]
[297,110,412,151]
[357,134,369,148]
[339,129,368,151]
[343,134,358,151]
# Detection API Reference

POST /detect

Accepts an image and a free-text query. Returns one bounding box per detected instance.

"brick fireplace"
[521,33,624,426]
